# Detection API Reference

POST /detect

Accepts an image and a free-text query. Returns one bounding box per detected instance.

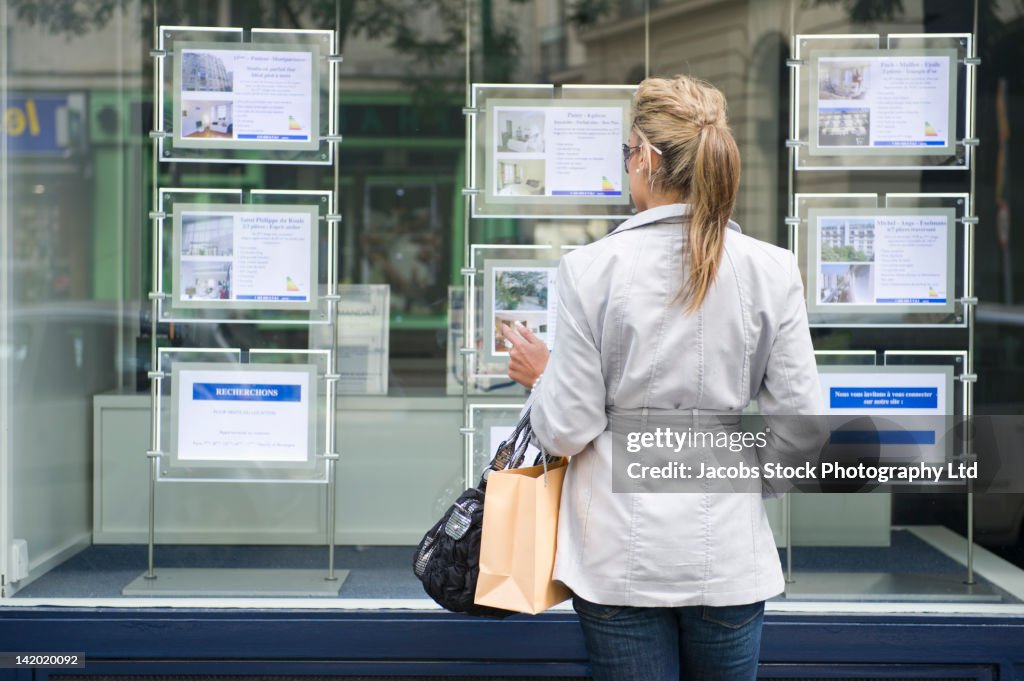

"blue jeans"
[572,594,765,681]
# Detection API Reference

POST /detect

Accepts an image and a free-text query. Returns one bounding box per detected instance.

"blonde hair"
[631,75,740,313]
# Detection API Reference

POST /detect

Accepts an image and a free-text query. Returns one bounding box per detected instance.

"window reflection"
[363,182,446,317]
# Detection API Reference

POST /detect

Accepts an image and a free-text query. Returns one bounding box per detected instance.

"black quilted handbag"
[412,410,537,618]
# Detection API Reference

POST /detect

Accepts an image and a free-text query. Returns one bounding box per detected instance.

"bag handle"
[533,443,564,487]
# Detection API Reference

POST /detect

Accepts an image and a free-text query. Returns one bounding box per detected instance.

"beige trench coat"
[529,203,823,607]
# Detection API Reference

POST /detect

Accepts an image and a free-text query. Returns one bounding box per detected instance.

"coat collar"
[607,203,742,238]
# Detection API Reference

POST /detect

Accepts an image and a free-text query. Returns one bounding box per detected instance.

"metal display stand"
[786,21,981,592]
[126,7,346,597]
[456,1,638,483]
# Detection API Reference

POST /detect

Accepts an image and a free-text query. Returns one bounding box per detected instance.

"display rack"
[458,75,635,484]
[128,10,345,596]
[451,8,984,598]
[452,0,639,488]
[787,27,980,587]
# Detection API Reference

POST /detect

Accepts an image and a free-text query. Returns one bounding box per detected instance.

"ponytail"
[682,123,740,312]
[631,75,741,313]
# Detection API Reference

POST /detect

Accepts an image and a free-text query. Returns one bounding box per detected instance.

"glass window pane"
[0,0,1022,617]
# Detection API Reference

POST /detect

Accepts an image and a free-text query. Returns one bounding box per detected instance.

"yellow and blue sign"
[3,94,78,155]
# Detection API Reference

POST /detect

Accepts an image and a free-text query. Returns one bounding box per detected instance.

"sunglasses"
[621,142,663,173]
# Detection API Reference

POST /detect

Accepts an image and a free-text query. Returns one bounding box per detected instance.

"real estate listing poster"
[171,363,317,465]
[173,41,319,151]
[173,203,318,311]
[485,98,631,206]
[809,48,957,157]
[806,207,956,316]
[483,259,559,363]
[819,365,954,465]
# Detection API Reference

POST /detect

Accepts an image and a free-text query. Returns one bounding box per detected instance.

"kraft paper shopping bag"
[474,457,571,614]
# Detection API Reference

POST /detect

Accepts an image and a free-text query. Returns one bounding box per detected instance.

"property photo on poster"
[483,259,559,363]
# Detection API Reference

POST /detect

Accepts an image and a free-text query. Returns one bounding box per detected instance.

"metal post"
[964,0,979,586]
[325,0,342,582]
[0,0,10,598]
[644,0,650,79]
[461,0,474,488]
[784,6,798,583]
[784,492,793,583]
[145,0,160,580]
[326,453,338,581]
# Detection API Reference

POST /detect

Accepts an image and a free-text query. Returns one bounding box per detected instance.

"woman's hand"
[503,322,549,389]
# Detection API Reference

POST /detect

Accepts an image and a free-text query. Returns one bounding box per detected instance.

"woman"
[503,75,823,680]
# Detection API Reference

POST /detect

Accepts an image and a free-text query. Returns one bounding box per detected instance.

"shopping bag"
[474,456,571,614]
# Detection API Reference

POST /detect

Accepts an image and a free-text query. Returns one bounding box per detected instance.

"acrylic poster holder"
[129,20,346,596]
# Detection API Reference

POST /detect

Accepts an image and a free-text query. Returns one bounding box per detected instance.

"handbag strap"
[510,415,537,469]
[485,408,564,487]
[487,409,533,473]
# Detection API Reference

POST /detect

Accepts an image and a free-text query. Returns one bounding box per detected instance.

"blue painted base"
[0,609,1022,679]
